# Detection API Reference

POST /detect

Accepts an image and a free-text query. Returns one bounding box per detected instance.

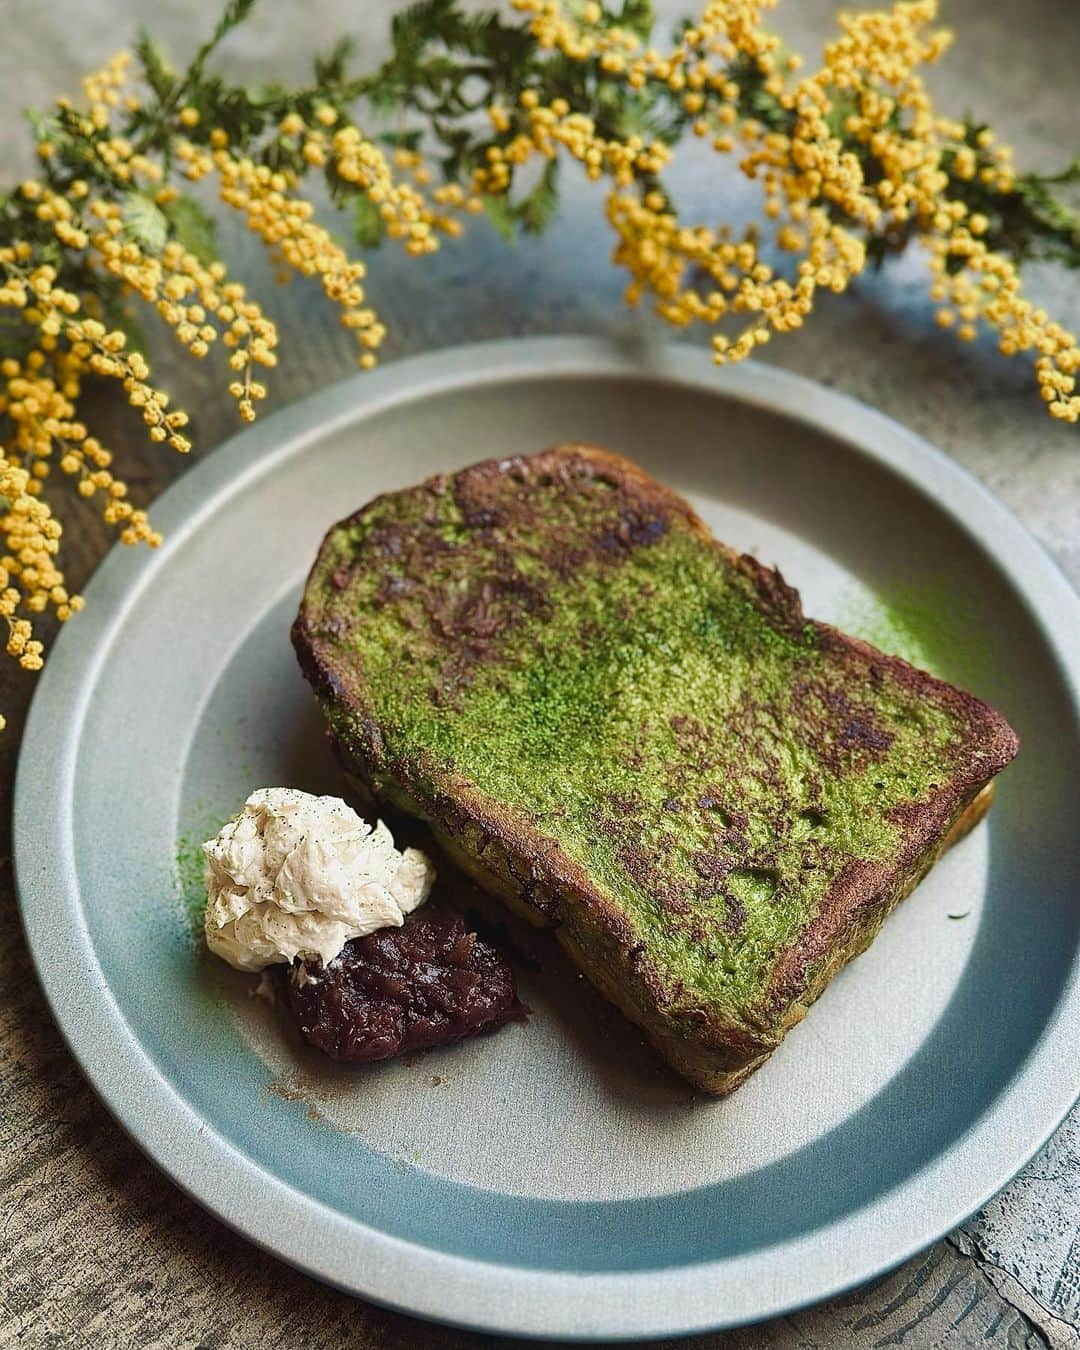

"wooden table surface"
[2,2,1078,1346]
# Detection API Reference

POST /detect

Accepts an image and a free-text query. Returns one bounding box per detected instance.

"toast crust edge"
[328,756,998,1094]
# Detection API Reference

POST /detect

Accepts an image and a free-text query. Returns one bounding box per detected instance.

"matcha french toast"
[293,445,1018,1093]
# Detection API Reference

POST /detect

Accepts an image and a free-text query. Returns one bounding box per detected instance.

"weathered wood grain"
[2,2,1078,1346]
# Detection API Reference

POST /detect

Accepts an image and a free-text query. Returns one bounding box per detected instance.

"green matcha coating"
[175,830,208,931]
[311,467,963,1018]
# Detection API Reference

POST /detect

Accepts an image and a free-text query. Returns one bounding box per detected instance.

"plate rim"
[14,335,1080,1340]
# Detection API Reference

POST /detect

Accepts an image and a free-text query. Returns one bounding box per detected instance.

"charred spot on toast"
[297,447,682,707]
[295,443,1019,1085]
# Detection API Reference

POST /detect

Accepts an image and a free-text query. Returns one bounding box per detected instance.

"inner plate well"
[163,375,1071,1223]
[187,561,988,1205]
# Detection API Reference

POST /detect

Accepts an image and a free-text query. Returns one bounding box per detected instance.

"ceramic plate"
[15,338,1080,1340]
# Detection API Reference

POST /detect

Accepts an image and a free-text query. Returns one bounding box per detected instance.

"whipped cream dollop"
[203,787,434,972]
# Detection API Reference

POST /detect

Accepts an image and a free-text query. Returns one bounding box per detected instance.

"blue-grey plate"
[14,338,1080,1340]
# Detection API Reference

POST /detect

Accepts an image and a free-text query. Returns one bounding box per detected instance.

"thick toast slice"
[293,445,1019,1093]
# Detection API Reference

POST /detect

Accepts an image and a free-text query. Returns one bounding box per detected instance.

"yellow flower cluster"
[19,180,272,427]
[480,92,671,193]
[330,123,472,254]
[0,456,68,621]
[66,53,164,186]
[512,0,1080,418]
[1,48,477,715]
[191,144,385,370]
[33,158,281,429]
[81,50,134,116]
[0,252,174,701]
[0,448,78,721]
[178,115,478,371]
[0,251,191,462]
[515,0,783,86]
[0,347,161,548]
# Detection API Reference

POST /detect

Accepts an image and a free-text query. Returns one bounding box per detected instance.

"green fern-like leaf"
[134,30,175,100]
[482,193,517,243]
[160,195,217,265]
[391,0,456,53]
[617,0,657,40]
[314,36,356,86]
[122,192,169,253]
[380,129,424,154]
[183,0,261,93]
[352,194,387,249]
[24,107,59,144]
[209,0,259,47]
[101,288,149,357]
[0,313,36,363]
[519,158,560,234]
